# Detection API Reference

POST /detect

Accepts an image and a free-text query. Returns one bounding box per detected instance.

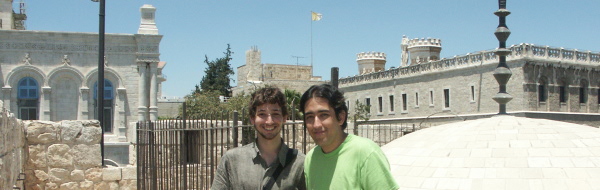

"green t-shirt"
[304,134,399,190]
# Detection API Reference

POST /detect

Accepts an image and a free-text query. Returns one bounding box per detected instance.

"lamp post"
[492,0,513,115]
[91,0,106,166]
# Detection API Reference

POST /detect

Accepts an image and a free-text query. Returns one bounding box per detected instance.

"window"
[538,84,547,102]
[580,80,588,103]
[444,89,450,108]
[378,96,383,113]
[470,86,476,102]
[389,95,394,112]
[402,94,407,111]
[17,77,39,120]
[365,98,371,114]
[429,90,434,106]
[538,78,548,103]
[415,92,419,106]
[94,79,114,133]
[559,86,567,103]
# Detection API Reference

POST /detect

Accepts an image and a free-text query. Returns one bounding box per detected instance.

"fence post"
[181,102,188,190]
[233,111,239,147]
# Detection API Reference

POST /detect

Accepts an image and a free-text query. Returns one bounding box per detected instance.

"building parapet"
[407,38,442,48]
[357,52,386,61]
[340,43,600,85]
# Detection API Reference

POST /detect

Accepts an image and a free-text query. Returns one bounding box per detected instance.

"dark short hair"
[248,87,288,118]
[299,84,348,130]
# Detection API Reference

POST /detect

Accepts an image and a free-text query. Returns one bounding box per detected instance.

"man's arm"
[211,155,231,190]
[361,149,399,190]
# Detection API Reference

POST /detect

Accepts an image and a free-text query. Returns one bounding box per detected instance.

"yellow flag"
[311,12,322,21]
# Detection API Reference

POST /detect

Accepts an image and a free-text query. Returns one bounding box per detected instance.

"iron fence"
[137,111,425,189]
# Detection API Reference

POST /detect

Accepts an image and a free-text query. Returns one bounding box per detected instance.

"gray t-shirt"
[211,141,306,190]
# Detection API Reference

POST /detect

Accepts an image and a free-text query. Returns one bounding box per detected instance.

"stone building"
[0,1,165,165]
[232,46,326,95]
[340,37,600,121]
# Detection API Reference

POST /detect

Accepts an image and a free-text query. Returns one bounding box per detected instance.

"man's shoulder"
[222,143,257,158]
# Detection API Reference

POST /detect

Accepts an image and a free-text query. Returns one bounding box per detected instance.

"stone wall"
[24,120,137,190]
[0,106,26,190]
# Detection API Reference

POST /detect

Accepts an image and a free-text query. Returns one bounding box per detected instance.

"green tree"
[197,44,235,96]
[181,90,222,118]
[351,99,370,135]
[284,89,302,120]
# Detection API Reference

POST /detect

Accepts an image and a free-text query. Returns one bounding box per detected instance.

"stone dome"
[382,115,600,190]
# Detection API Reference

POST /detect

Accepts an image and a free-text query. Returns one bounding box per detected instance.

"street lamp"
[91,0,106,167]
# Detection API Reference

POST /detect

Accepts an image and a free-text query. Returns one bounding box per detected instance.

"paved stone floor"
[382,115,600,190]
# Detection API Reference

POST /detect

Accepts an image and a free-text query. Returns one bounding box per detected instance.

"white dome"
[382,115,600,190]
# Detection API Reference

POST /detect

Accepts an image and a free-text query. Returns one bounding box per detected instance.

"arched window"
[580,79,588,103]
[558,79,567,103]
[17,77,39,120]
[94,79,114,133]
[538,77,547,102]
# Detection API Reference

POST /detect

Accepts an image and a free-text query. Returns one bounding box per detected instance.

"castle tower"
[138,4,158,34]
[406,38,442,65]
[0,0,26,30]
[244,46,262,81]
[357,52,386,75]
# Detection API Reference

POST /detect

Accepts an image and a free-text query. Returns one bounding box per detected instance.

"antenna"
[291,55,305,66]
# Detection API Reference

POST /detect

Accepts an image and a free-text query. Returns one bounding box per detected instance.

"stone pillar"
[138,63,148,121]
[149,63,158,121]
[2,87,11,110]
[117,88,127,141]
[41,86,52,120]
[79,88,90,119]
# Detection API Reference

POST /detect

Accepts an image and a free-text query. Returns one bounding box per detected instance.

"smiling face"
[303,97,347,153]
[251,103,285,141]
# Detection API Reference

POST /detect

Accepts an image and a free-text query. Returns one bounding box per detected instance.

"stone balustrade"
[340,44,600,85]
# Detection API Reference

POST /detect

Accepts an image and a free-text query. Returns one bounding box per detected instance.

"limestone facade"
[232,46,325,95]
[340,43,600,120]
[0,2,165,165]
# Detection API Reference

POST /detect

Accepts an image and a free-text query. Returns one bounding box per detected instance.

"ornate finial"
[62,55,71,66]
[492,0,513,114]
[22,53,31,65]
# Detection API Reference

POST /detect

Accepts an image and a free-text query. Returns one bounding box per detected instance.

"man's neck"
[257,136,282,165]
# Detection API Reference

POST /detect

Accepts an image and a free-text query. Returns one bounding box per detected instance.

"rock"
[47,144,73,168]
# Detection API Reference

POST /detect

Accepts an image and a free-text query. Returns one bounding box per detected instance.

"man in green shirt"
[300,84,398,190]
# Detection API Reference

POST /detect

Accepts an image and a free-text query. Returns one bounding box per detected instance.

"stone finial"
[138,4,158,35]
[23,53,32,65]
[62,55,70,66]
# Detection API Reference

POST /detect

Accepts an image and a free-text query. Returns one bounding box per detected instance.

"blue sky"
[22,0,600,98]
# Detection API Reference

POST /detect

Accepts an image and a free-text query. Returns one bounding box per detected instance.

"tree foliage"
[284,89,303,120]
[196,44,235,96]
[351,99,370,123]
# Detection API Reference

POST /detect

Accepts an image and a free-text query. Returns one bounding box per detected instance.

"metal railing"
[137,111,425,189]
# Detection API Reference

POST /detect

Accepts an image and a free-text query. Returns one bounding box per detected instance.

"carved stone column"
[2,87,12,111]
[117,88,127,141]
[41,86,52,120]
[79,87,90,119]
[149,64,158,121]
[137,62,148,121]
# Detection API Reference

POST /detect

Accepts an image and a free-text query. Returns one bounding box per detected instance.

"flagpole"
[310,11,314,76]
